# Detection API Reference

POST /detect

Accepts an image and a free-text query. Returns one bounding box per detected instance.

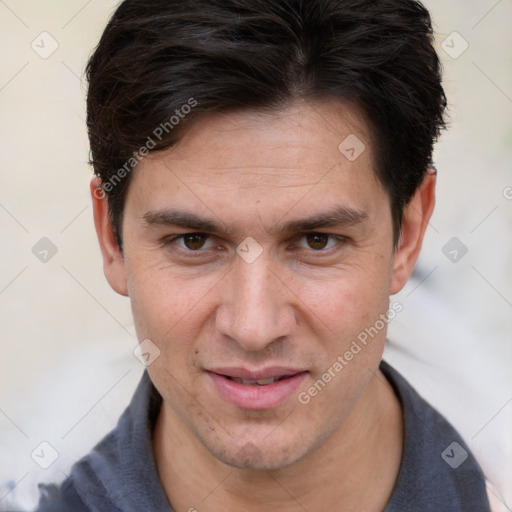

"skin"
[92,100,436,511]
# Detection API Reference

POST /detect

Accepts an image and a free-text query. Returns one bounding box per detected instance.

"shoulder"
[36,479,89,512]
[33,424,129,512]
[33,371,169,512]
[381,360,490,512]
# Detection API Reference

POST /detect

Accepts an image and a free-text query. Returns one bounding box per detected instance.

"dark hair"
[86,0,446,248]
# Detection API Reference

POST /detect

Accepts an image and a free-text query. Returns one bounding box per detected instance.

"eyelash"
[162,232,348,256]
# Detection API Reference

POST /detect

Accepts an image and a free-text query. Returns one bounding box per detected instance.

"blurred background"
[0,1,511,510]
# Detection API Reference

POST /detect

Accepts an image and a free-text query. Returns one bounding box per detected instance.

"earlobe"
[90,178,129,297]
[390,169,436,295]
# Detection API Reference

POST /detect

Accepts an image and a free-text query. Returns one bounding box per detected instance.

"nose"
[215,253,296,352]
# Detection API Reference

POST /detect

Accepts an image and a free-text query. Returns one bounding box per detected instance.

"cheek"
[295,259,391,338]
[125,256,211,345]
[295,271,391,425]
[127,266,212,400]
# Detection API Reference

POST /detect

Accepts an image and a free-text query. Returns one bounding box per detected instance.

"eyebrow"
[141,206,368,234]
[142,210,228,233]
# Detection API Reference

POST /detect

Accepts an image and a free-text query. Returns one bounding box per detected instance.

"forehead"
[128,100,386,226]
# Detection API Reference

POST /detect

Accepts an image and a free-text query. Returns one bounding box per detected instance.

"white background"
[0,1,511,510]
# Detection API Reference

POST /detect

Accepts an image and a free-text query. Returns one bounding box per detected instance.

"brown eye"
[305,233,330,250]
[182,234,208,250]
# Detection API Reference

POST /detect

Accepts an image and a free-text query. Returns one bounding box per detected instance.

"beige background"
[0,1,511,510]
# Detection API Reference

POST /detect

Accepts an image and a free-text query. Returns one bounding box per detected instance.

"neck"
[153,369,403,512]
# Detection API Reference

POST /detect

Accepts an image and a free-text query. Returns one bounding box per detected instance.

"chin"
[199,428,319,471]
[217,445,300,471]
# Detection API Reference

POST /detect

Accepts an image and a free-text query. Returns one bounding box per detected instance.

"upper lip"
[208,367,306,380]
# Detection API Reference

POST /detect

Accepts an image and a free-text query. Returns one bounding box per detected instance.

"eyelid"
[295,232,348,250]
[163,232,215,250]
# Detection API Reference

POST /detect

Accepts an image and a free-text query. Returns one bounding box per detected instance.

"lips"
[210,366,304,380]
[207,367,308,410]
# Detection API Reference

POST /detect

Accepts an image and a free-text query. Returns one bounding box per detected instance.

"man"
[36,0,490,510]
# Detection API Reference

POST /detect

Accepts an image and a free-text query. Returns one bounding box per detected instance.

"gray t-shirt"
[35,361,490,511]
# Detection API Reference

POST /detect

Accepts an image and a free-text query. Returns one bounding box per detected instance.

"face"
[103,101,410,470]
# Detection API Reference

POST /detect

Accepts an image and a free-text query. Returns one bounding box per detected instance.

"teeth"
[231,377,280,385]
[255,377,277,385]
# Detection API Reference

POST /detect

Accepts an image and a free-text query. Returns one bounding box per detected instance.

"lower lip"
[208,372,308,410]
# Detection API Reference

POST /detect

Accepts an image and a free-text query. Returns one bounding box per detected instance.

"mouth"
[206,367,308,410]
[225,375,290,386]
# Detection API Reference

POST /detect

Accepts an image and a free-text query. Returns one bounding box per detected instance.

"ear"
[390,169,436,294]
[90,178,128,296]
